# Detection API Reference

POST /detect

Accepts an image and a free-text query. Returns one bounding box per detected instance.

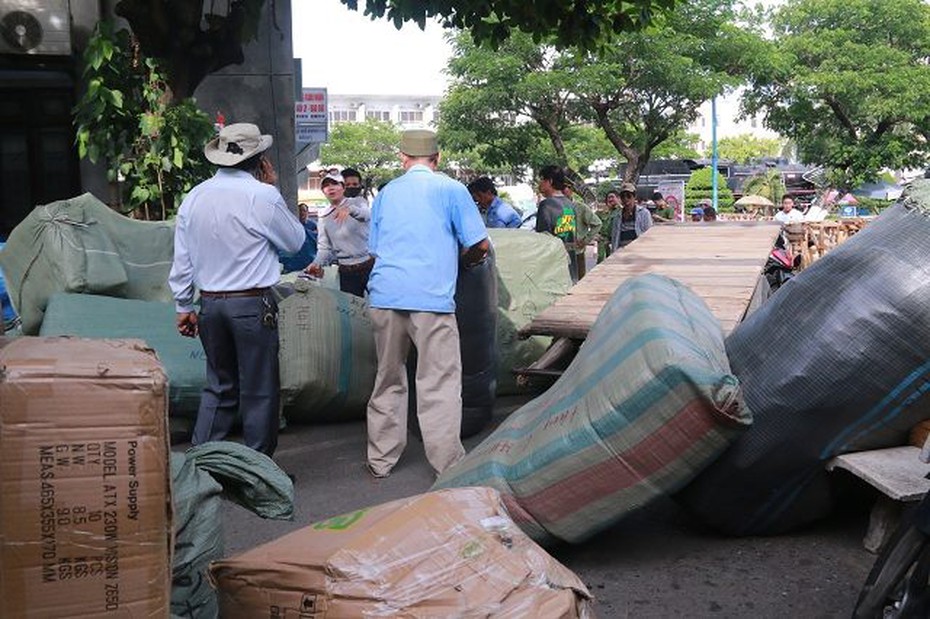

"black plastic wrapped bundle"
[680,187,930,535]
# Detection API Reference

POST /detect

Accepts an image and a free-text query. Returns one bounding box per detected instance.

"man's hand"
[177,312,198,338]
[257,156,278,186]
[461,238,490,268]
[333,206,350,223]
[304,263,324,278]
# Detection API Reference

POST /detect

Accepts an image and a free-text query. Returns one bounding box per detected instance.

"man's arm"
[168,207,198,337]
[461,237,490,267]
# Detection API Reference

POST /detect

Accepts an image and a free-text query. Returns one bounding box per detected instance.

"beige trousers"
[367,308,465,475]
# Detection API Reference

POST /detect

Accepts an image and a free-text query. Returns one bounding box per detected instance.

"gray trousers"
[367,309,465,475]
[192,294,280,455]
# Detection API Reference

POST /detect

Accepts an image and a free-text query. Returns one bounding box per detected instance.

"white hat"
[203,123,273,166]
[321,172,344,186]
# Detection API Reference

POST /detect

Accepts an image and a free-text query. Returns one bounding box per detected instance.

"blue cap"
[690,207,704,215]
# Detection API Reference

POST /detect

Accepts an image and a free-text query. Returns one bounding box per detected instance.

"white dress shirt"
[169,168,305,312]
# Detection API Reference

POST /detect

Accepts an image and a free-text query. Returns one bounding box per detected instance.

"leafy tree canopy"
[439,0,757,192]
[340,0,681,49]
[319,119,402,190]
[741,0,930,188]
[715,134,784,164]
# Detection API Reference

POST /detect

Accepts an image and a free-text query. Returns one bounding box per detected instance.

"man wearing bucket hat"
[169,123,305,456]
[366,129,489,478]
[610,181,653,251]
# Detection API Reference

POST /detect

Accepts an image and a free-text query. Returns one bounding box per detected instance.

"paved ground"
[214,396,878,618]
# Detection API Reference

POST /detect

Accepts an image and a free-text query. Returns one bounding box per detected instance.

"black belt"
[200,287,269,299]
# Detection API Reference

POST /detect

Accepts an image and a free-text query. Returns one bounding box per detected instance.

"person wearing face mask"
[304,172,372,297]
[341,167,366,199]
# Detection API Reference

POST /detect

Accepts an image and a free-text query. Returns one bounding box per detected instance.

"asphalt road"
[217,397,878,618]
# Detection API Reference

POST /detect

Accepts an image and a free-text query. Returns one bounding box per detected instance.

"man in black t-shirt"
[535,165,578,281]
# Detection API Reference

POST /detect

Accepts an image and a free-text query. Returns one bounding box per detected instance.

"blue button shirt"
[0,242,16,326]
[368,165,487,313]
[487,196,522,228]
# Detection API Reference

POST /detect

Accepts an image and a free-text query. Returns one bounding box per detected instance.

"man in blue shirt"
[467,176,522,228]
[367,129,489,478]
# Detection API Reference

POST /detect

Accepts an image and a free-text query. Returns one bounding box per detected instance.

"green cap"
[400,129,439,157]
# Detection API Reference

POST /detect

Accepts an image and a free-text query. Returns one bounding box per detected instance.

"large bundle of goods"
[489,228,573,394]
[278,278,378,422]
[408,246,500,438]
[209,487,593,618]
[435,274,751,543]
[39,293,205,418]
[0,193,175,334]
[680,188,930,535]
[0,337,172,617]
[170,442,294,619]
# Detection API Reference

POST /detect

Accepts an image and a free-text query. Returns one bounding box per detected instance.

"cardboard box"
[210,486,593,618]
[0,337,172,617]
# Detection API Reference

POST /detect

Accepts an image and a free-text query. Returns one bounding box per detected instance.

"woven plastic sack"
[0,193,174,334]
[435,274,751,543]
[278,278,377,422]
[680,194,930,535]
[39,293,205,418]
[171,442,294,619]
[489,229,572,394]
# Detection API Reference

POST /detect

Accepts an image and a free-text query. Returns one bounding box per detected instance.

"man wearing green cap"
[366,129,489,478]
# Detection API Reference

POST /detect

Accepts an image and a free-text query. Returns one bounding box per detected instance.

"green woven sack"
[278,279,377,422]
[0,193,173,334]
[488,229,572,394]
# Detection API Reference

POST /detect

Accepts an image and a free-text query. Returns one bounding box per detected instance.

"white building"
[688,92,782,155]
[326,94,442,129]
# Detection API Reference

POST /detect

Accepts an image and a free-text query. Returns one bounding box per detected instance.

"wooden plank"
[827,447,930,501]
[523,222,780,338]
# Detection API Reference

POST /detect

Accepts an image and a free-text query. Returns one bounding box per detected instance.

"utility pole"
[711,97,719,213]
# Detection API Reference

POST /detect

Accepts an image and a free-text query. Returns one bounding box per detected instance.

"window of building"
[329,109,356,123]
[366,110,392,122]
[399,109,423,123]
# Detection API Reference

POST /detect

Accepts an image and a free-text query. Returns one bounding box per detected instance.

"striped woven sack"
[434,273,752,543]
[278,278,377,422]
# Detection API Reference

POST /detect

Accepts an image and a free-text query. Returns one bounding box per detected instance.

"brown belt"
[200,287,269,299]
[338,257,375,274]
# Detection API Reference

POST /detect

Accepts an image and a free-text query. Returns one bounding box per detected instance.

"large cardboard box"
[0,337,172,617]
[210,486,593,618]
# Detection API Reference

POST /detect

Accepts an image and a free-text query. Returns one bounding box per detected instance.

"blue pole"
[711,97,719,212]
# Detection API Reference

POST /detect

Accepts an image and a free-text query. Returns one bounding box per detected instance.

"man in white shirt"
[774,195,805,224]
[169,123,305,456]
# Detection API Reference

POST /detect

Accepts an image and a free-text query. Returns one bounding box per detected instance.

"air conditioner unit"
[0,0,71,56]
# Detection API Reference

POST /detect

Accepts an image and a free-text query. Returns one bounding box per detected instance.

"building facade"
[0,0,297,236]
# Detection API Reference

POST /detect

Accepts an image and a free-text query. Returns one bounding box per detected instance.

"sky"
[291,0,452,96]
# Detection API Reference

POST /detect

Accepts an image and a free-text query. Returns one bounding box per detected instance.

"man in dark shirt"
[535,165,578,281]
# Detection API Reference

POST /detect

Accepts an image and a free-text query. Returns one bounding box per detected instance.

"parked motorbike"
[764,246,799,291]
[853,438,930,618]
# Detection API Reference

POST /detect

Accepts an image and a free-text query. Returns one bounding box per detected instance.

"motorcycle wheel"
[853,509,930,618]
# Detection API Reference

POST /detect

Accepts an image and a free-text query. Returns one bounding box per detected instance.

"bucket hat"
[204,123,273,166]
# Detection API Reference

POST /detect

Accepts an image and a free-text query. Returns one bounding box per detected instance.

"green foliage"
[742,0,930,189]
[740,169,786,209]
[685,167,735,212]
[343,0,682,49]
[74,21,215,219]
[439,0,758,190]
[715,134,785,163]
[319,119,402,190]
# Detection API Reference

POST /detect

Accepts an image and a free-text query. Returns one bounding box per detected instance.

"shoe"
[366,462,390,479]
